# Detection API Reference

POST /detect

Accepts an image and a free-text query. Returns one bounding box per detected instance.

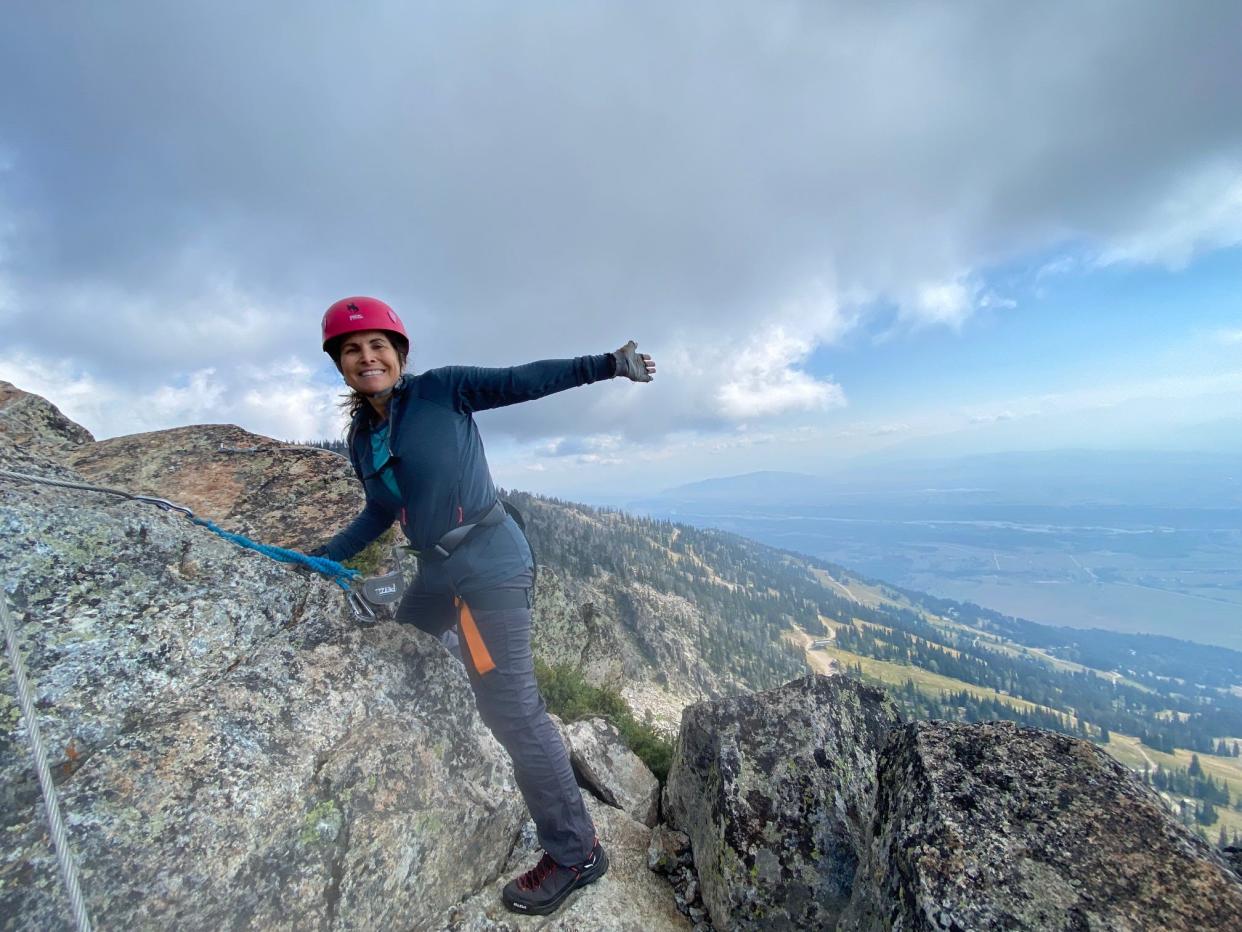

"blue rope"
[190,518,361,590]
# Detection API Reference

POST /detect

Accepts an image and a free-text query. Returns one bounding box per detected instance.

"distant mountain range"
[641,449,1242,509]
[627,451,1242,652]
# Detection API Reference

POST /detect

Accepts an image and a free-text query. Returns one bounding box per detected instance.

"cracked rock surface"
[567,717,660,828]
[65,422,364,552]
[663,674,901,931]
[841,720,1242,931]
[1,437,530,929]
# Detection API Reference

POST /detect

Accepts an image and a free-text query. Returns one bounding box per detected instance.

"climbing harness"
[2,589,94,932]
[404,500,509,561]
[403,499,539,590]
[0,468,399,623]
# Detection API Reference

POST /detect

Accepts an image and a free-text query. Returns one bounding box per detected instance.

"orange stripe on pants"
[456,597,497,676]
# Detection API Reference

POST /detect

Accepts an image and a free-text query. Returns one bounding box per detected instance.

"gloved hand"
[307,545,330,559]
[612,340,655,382]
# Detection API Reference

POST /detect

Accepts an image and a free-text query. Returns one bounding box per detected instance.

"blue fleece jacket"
[325,353,616,592]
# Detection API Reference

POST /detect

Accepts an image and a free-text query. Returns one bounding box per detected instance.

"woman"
[313,296,655,916]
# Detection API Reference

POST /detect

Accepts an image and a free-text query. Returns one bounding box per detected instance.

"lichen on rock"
[840,720,1242,932]
[663,673,901,931]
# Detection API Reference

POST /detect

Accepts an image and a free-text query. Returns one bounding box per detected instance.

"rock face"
[65,423,366,553]
[0,381,93,474]
[1225,844,1242,878]
[0,439,532,929]
[567,717,661,828]
[0,380,92,482]
[663,674,901,931]
[663,683,1242,931]
[530,570,629,689]
[841,720,1242,932]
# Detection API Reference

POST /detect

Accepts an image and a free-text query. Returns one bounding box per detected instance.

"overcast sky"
[2,2,1241,498]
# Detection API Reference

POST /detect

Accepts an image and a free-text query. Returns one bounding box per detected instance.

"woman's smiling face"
[339,330,402,396]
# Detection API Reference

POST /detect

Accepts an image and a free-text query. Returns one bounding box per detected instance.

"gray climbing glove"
[612,340,655,382]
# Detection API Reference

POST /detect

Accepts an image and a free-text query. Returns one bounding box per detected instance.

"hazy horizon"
[624,451,1242,651]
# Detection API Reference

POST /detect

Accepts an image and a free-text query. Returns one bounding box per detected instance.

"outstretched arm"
[438,342,656,412]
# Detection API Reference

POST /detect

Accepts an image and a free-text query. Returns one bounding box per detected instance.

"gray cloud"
[2,1,1241,442]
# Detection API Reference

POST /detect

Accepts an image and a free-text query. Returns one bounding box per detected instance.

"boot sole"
[502,847,609,916]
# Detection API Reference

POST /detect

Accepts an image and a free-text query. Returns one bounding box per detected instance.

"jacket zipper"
[385,391,407,534]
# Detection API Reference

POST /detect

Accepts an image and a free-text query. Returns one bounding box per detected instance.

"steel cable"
[2,589,94,932]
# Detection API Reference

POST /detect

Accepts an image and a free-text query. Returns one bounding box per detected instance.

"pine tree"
[1197,798,1217,826]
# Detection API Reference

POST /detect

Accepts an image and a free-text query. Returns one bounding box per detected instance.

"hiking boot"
[501,840,609,915]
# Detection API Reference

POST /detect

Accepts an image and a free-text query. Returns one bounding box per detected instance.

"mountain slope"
[509,489,1242,841]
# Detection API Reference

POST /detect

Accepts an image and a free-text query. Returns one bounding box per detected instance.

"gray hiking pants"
[396,570,596,866]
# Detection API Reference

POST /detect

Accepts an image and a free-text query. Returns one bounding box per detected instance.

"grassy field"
[1106,731,1242,840]
[810,567,1153,690]
[789,629,1060,720]
[808,568,897,610]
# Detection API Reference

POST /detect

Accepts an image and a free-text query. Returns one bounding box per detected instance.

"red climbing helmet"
[321,296,409,358]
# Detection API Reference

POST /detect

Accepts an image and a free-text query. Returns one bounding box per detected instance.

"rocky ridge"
[0,382,94,462]
[66,422,364,553]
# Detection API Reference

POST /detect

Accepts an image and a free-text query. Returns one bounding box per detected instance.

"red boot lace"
[517,853,558,891]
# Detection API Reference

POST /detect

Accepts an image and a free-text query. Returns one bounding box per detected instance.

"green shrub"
[535,659,675,783]
[344,526,399,577]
